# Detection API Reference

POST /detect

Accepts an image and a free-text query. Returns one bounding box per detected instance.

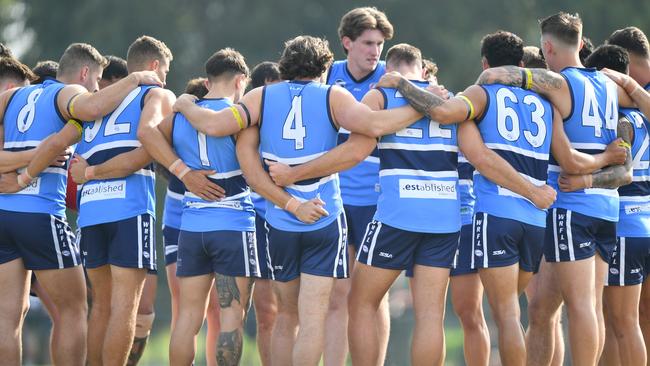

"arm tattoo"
[476,66,564,94]
[395,77,444,119]
[591,117,634,189]
[216,329,243,366]
[529,69,564,92]
[216,274,241,308]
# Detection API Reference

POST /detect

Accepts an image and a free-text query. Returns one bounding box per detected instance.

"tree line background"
[2,0,649,364]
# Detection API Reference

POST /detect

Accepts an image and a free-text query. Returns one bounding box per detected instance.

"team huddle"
[0,6,650,366]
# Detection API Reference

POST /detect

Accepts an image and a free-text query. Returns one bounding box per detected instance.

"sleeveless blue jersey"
[327,60,385,206]
[250,191,266,218]
[374,82,460,233]
[259,81,342,232]
[162,176,184,229]
[76,86,156,227]
[548,67,619,221]
[458,153,475,226]
[617,108,650,237]
[0,80,68,216]
[172,99,255,232]
[474,84,553,227]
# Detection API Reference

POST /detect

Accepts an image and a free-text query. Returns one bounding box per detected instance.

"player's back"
[172,98,254,232]
[549,67,619,221]
[0,80,68,216]
[327,60,385,206]
[75,85,157,228]
[259,81,342,231]
[373,81,460,233]
[474,84,553,227]
[617,108,650,237]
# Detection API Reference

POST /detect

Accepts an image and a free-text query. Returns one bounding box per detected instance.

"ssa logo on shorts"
[80,180,126,204]
[398,179,456,199]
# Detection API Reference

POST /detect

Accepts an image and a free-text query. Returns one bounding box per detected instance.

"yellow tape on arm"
[524,68,533,90]
[457,95,475,120]
[67,119,83,138]
[230,105,245,130]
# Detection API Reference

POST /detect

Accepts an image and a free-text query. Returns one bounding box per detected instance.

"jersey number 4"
[581,80,617,138]
[283,96,306,150]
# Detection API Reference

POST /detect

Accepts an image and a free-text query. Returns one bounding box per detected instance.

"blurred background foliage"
[3,0,648,364]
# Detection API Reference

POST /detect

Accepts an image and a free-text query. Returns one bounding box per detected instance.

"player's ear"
[203,78,210,91]
[341,36,353,52]
[80,65,89,81]
[150,59,160,71]
[481,57,489,70]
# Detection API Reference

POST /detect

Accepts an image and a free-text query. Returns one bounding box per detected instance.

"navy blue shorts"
[344,204,376,250]
[163,225,180,266]
[0,210,81,270]
[357,220,459,271]
[544,208,616,263]
[80,214,156,270]
[451,224,477,276]
[607,236,650,286]
[176,230,259,278]
[255,214,272,279]
[473,213,545,273]
[266,214,348,282]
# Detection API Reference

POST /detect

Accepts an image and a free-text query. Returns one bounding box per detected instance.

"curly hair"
[480,31,524,67]
[184,77,208,98]
[522,46,547,68]
[584,45,630,74]
[0,56,36,84]
[279,36,333,80]
[579,36,595,64]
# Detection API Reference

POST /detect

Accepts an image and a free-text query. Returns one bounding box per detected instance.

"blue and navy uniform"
[472,84,552,272]
[0,80,80,269]
[172,98,258,278]
[451,154,477,276]
[545,68,619,263]
[162,176,184,265]
[250,191,273,279]
[77,86,157,270]
[608,109,650,286]
[327,60,384,246]
[260,81,348,282]
[357,82,460,271]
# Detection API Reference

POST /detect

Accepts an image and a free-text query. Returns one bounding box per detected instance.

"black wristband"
[238,102,251,127]
[520,69,527,89]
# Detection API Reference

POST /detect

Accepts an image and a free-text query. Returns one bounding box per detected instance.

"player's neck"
[630,60,650,87]
[204,84,237,101]
[549,52,582,72]
[346,59,375,81]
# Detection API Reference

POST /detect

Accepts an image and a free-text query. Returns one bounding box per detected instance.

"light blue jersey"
[260,81,342,232]
[458,153,475,226]
[327,60,384,206]
[172,98,255,232]
[76,86,156,228]
[0,80,68,216]
[548,67,619,221]
[162,176,184,230]
[474,84,553,227]
[374,82,460,233]
[617,108,650,237]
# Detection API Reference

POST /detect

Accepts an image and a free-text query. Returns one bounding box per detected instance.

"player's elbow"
[476,69,496,85]
[622,169,633,186]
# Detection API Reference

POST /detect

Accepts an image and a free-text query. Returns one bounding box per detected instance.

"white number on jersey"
[84,87,141,143]
[496,88,547,147]
[582,80,617,137]
[197,132,210,166]
[283,96,306,150]
[628,111,649,170]
[17,89,44,133]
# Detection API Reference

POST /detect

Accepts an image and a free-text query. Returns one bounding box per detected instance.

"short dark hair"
[608,27,649,58]
[250,61,281,89]
[204,48,249,81]
[422,58,439,79]
[522,46,547,68]
[0,56,35,84]
[184,77,208,98]
[32,60,59,84]
[386,43,422,69]
[102,55,128,81]
[57,43,108,77]
[539,12,582,46]
[126,35,173,70]
[579,36,595,64]
[279,36,333,80]
[480,31,524,67]
[338,7,394,43]
[0,43,12,58]
[584,44,630,74]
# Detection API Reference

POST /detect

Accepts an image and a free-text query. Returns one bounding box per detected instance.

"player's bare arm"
[458,120,556,209]
[236,125,328,224]
[330,85,421,137]
[559,116,634,191]
[172,87,262,137]
[58,71,163,121]
[601,68,650,119]
[267,89,381,186]
[550,105,627,174]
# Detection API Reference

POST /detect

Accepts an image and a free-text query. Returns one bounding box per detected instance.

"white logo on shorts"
[631,268,641,274]
[143,252,150,259]
[559,244,568,251]
[579,241,592,248]
[475,250,484,257]
[492,250,506,256]
[610,268,619,275]
[379,252,393,259]
[62,250,70,257]
[362,245,369,253]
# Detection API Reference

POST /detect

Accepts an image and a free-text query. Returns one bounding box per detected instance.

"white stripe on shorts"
[333,215,343,277]
[252,231,260,277]
[50,215,64,269]
[567,211,575,261]
[137,215,143,269]
[242,231,250,277]
[471,215,476,269]
[149,215,155,270]
[619,237,626,286]
[264,222,274,280]
[553,209,560,262]
[367,222,382,266]
[482,213,488,268]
